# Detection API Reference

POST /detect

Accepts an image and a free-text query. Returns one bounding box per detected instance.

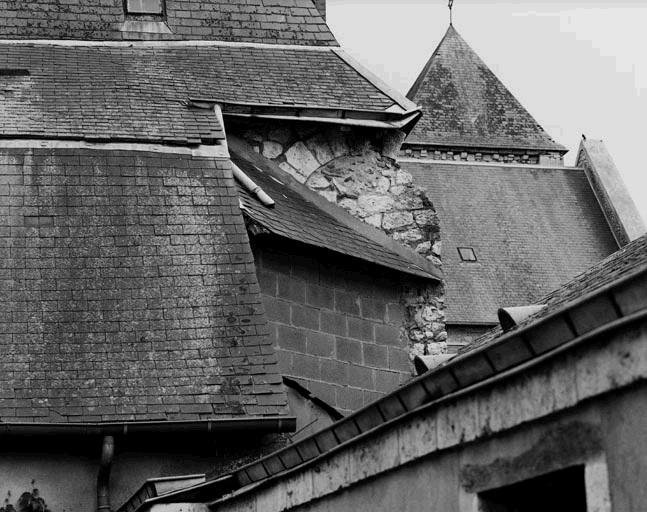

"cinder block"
[375,324,401,346]
[335,290,360,316]
[360,297,386,321]
[363,343,388,369]
[320,310,347,337]
[336,337,362,364]
[348,317,374,342]
[306,283,334,310]
[277,325,306,353]
[306,331,335,358]
[277,275,306,303]
[291,304,320,330]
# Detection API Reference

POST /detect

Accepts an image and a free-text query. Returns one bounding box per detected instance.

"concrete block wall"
[252,239,414,414]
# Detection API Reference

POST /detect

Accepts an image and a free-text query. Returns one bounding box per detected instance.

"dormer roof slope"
[406,26,565,152]
[0,0,337,46]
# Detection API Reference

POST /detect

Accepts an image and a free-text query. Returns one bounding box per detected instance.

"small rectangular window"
[457,247,477,262]
[479,465,586,512]
[126,0,164,15]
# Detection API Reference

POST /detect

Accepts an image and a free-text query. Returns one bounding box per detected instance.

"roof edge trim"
[0,416,297,436]
[332,49,419,112]
[0,138,229,157]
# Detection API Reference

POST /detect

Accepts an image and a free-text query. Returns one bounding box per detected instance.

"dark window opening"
[479,465,587,512]
[125,0,164,15]
[458,247,477,262]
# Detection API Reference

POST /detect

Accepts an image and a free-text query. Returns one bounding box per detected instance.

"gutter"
[0,417,296,436]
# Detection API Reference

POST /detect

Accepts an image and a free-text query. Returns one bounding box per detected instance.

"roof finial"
[448,0,454,26]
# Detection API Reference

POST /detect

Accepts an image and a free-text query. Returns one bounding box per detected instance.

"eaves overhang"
[189,99,422,132]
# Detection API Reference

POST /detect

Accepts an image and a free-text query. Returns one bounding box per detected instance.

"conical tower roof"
[406,25,565,152]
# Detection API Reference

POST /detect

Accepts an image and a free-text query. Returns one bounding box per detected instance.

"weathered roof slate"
[0,146,287,423]
[460,232,647,355]
[0,0,337,46]
[405,160,618,324]
[0,44,396,144]
[406,26,565,152]
[232,147,439,280]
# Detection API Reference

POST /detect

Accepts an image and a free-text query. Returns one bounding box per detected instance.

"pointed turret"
[406,25,566,154]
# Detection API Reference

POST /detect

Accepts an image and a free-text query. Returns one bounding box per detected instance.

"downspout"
[97,435,115,512]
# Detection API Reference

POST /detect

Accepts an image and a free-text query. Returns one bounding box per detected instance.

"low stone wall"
[229,119,446,355]
[400,145,565,167]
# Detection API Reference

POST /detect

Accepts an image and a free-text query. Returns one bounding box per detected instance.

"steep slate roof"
[461,232,647,354]
[0,0,337,46]
[0,43,398,144]
[406,25,565,152]
[0,146,286,423]
[231,149,439,280]
[405,160,618,324]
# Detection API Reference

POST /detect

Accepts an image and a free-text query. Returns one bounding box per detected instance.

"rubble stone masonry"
[231,120,447,358]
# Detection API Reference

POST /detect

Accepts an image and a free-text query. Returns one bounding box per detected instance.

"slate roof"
[0,43,398,144]
[406,26,565,152]
[0,0,337,46]
[460,232,647,355]
[405,160,619,324]
[231,148,439,280]
[0,146,287,423]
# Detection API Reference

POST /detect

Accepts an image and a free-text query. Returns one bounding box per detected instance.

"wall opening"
[478,465,586,512]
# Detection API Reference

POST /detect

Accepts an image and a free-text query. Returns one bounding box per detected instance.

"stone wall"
[400,144,565,167]
[229,119,446,355]
[252,238,416,415]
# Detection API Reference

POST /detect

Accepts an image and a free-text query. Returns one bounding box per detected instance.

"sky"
[326,1,647,223]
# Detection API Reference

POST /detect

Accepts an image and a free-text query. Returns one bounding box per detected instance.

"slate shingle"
[0,44,395,144]
[406,26,565,152]
[0,0,337,46]
[0,147,286,423]
[405,160,619,324]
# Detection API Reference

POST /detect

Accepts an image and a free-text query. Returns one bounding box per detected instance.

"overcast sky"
[326,1,647,223]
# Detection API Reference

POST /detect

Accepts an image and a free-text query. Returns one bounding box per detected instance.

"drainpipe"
[231,162,275,207]
[97,435,115,512]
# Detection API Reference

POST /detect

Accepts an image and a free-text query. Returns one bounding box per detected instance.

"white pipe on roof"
[231,162,275,208]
